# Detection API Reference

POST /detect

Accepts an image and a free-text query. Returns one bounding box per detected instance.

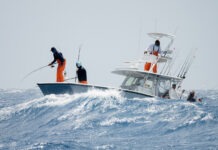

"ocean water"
[0,88,218,150]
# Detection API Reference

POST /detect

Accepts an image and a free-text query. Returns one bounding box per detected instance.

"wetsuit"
[77,67,87,84]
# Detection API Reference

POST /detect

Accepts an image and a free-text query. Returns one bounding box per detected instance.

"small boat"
[38,33,194,98]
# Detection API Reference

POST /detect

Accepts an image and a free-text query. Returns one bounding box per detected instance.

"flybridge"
[111,32,194,97]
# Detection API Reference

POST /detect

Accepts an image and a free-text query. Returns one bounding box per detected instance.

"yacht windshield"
[121,76,155,96]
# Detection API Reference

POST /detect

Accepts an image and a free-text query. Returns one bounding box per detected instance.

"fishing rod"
[64,77,77,82]
[177,54,190,77]
[175,53,193,87]
[180,56,192,78]
[179,49,196,77]
[177,49,195,77]
[75,44,83,83]
[173,51,184,77]
[176,52,196,90]
[180,49,197,78]
[181,55,195,78]
[21,65,50,81]
[77,44,83,62]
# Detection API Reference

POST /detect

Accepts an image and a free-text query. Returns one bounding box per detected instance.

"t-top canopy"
[148,33,175,40]
[112,69,182,81]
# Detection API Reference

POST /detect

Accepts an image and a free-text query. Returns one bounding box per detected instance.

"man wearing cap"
[48,47,66,82]
[144,40,162,73]
[76,61,88,84]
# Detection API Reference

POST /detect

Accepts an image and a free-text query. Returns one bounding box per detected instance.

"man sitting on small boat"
[76,61,88,84]
[144,40,163,73]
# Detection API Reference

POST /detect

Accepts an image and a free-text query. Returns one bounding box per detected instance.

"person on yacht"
[169,84,180,99]
[144,40,163,73]
[137,79,146,93]
[76,61,88,84]
[162,90,170,99]
[187,91,202,102]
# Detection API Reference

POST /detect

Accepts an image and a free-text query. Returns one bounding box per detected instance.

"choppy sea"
[0,88,218,150]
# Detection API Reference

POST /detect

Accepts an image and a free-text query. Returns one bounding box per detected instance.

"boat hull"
[37,83,152,99]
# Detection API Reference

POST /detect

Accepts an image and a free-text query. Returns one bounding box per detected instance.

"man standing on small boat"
[76,61,88,84]
[144,40,162,73]
[48,47,66,82]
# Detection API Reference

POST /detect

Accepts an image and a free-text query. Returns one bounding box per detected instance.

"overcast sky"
[0,0,218,90]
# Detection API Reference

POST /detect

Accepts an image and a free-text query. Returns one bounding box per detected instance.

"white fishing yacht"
[38,33,194,98]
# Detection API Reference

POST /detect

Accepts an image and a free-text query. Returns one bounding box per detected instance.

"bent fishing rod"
[21,63,55,82]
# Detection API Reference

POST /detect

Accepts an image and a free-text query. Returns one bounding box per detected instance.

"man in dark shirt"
[187,91,202,102]
[76,62,87,84]
[48,47,66,82]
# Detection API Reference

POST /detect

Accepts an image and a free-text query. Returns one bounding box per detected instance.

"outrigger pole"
[181,55,196,78]
[177,50,192,77]
[177,49,197,78]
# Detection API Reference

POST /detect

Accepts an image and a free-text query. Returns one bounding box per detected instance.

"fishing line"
[64,77,77,82]
[21,64,51,82]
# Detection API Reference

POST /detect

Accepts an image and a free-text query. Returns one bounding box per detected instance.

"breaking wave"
[0,88,218,149]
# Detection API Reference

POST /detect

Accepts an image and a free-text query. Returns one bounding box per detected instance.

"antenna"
[77,44,83,62]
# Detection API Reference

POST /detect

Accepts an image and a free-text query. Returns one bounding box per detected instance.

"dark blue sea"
[0,88,218,149]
